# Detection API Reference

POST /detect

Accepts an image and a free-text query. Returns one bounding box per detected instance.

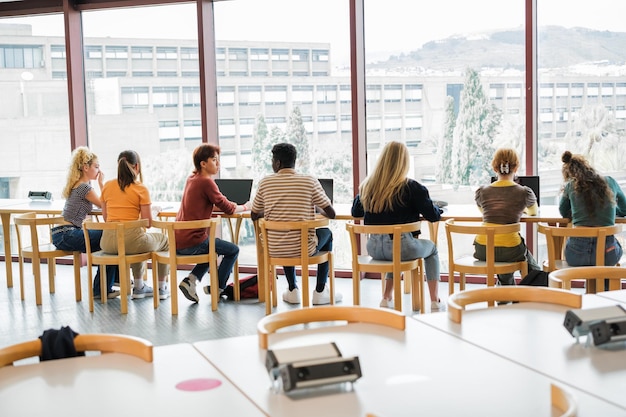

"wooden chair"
[549,266,626,293]
[538,223,621,274]
[259,217,335,314]
[257,305,406,349]
[345,221,423,312]
[253,219,267,304]
[0,333,153,367]
[83,219,156,314]
[445,219,528,296]
[552,383,578,417]
[14,212,82,305]
[152,218,221,314]
[447,286,582,324]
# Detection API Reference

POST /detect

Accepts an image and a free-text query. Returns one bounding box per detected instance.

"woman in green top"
[559,150,626,267]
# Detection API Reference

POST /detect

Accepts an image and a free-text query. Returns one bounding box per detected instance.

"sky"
[5,0,626,67]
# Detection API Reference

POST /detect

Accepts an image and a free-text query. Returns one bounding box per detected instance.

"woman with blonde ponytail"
[352,141,443,312]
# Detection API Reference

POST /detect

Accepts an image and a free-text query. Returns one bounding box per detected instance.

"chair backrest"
[447,286,582,323]
[0,333,153,367]
[538,223,622,270]
[445,219,522,276]
[345,221,421,273]
[83,218,149,257]
[152,218,218,261]
[551,383,578,417]
[548,265,626,291]
[259,217,330,264]
[257,305,406,349]
[14,212,71,254]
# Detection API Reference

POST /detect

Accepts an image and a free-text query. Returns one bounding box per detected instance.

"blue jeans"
[367,232,440,281]
[473,237,541,285]
[51,226,119,295]
[565,236,622,266]
[284,227,333,292]
[176,237,240,289]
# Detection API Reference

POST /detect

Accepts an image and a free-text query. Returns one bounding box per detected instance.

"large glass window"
[364,0,525,270]
[214,0,352,267]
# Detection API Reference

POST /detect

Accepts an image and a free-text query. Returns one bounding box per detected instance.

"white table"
[0,343,266,416]
[596,289,626,304]
[193,319,623,416]
[414,295,626,411]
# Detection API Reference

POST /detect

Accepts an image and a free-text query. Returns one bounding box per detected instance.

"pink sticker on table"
[176,378,222,391]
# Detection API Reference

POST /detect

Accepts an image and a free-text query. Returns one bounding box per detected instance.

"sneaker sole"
[131,293,153,299]
[159,294,170,300]
[179,283,199,303]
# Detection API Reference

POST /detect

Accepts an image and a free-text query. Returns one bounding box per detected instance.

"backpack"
[222,275,259,300]
[518,270,549,286]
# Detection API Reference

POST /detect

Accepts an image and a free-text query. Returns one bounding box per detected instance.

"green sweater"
[559,176,626,226]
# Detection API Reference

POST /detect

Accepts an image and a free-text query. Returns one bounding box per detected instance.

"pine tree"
[437,96,455,183]
[450,68,501,187]
[286,107,310,174]
[251,114,271,183]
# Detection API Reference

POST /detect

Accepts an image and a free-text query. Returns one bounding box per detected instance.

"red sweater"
[175,174,237,249]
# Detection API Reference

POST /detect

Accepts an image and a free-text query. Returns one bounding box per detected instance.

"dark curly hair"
[561,151,614,213]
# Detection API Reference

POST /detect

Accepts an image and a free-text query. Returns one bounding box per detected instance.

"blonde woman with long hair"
[352,141,443,312]
[52,146,119,299]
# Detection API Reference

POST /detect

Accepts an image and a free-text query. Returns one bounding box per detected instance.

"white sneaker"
[379,298,392,309]
[282,288,301,304]
[430,299,445,313]
[312,285,343,305]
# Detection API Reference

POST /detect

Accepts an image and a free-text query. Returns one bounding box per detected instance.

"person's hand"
[96,170,105,189]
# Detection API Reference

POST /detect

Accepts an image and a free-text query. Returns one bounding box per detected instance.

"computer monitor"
[214,179,254,205]
[490,175,540,206]
[318,178,334,204]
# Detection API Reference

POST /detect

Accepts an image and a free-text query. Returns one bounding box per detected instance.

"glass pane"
[364,0,525,270]
[214,0,353,268]
[537,0,626,263]
[0,15,71,252]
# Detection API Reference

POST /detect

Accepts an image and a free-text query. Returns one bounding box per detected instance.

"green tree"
[437,96,455,183]
[286,106,310,174]
[251,114,271,183]
[451,68,501,187]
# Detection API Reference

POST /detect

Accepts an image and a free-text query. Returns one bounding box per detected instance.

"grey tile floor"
[0,262,454,347]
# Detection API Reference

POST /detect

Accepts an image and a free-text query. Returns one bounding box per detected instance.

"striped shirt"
[252,168,331,258]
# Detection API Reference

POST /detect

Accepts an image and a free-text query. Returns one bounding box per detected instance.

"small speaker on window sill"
[28,191,52,201]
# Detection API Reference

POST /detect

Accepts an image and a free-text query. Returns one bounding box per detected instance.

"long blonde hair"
[359,141,410,213]
[62,147,98,199]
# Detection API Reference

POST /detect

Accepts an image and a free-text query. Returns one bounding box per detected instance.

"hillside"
[370,26,626,71]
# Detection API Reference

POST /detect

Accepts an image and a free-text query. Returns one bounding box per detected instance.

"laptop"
[490,175,540,206]
[215,179,254,205]
[318,178,334,204]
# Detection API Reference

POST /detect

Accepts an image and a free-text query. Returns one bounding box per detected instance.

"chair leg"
[169,260,178,315]
[48,258,56,294]
[73,253,82,302]
[460,273,466,291]
[18,253,25,301]
[302,266,310,308]
[393,271,402,312]
[119,266,129,314]
[265,266,273,315]
[448,271,455,296]
[329,254,335,305]
[33,257,42,306]
[403,270,411,294]
[352,268,360,306]
[410,268,420,312]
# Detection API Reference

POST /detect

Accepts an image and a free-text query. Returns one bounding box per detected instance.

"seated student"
[351,141,443,311]
[52,146,119,299]
[100,150,170,300]
[473,148,541,285]
[559,151,626,280]
[176,144,249,303]
[250,142,342,305]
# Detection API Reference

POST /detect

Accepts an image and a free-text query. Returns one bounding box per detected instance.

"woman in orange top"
[100,150,170,300]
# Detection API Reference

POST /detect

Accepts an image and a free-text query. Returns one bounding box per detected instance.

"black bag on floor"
[222,275,259,300]
[519,270,549,286]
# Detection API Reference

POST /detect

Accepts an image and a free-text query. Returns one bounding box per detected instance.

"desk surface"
[595,289,626,304]
[414,295,626,411]
[193,319,623,416]
[0,343,265,416]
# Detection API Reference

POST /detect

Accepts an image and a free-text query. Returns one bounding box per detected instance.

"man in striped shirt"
[251,143,342,305]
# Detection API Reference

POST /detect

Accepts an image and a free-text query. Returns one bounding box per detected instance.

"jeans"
[367,232,440,281]
[177,237,240,289]
[565,236,622,266]
[473,237,541,285]
[284,227,332,292]
[51,226,119,294]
